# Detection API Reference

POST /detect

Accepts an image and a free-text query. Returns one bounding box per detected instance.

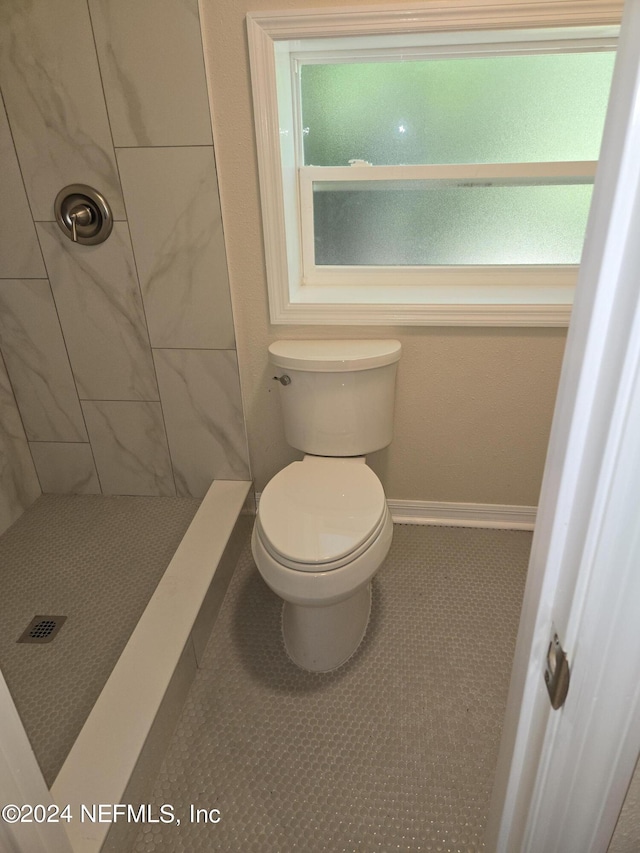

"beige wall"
[199,0,567,504]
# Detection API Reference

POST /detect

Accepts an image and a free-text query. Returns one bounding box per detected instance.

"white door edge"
[486,0,640,849]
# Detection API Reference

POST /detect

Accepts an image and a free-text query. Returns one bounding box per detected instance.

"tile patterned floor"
[0,494,200,785]
[132,522,531,853]
[609,754,640,853]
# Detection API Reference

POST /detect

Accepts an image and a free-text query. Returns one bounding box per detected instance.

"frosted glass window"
[248,8,620,324]
[313,182,593,266]
[301,52,615,167]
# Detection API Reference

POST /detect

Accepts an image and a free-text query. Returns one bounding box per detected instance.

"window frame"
[247,1,621,327]
[299,162,598,284]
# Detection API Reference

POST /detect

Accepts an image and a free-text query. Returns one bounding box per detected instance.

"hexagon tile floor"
[0,494,200,786]
[132,522,531,853]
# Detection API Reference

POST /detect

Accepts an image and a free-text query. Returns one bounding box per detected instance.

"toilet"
[251,339,401,672]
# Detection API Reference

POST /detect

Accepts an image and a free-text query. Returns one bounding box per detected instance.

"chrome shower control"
[69,204,92,242]
[54,184,113,245]
[273,375,292,386]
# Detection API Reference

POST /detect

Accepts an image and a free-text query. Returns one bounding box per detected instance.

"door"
[486,0,640,849]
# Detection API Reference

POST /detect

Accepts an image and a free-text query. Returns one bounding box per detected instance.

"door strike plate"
[544,631,570,710]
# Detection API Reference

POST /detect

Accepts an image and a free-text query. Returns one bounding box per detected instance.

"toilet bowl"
[251,339,401,672]
[253,456,394,671]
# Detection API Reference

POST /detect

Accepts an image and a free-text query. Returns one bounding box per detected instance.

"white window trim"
[299,162,597,288]
[247,1,622,327]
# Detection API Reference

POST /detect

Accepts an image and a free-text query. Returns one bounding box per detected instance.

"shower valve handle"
[54,184,113,245]
[69,204,93,242]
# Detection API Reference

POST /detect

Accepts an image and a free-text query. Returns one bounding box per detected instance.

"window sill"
[270,299,573,327]
[270,269,576,326]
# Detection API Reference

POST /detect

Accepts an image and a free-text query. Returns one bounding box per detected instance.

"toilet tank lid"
[268,339,401,372]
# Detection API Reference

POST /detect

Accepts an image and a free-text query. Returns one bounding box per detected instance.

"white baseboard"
[387,499,536,530]
[253,492,536,531]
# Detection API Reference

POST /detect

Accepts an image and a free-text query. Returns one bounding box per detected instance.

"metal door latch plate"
[545,630,570,710]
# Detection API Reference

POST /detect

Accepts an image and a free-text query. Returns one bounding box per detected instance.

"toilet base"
[282,582,372,672]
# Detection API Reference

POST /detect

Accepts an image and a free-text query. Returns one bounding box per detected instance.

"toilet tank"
[269,340,401,456]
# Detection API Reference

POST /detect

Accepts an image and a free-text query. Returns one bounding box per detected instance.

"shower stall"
[0,0,251,849]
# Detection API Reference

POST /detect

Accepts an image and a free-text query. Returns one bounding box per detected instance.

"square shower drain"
[17,615,67,644]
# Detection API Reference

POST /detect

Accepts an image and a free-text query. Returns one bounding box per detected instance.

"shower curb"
[50,480,252,853]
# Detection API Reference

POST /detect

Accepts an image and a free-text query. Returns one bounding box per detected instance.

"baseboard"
[253,492,535,531]
[387,499,536,530]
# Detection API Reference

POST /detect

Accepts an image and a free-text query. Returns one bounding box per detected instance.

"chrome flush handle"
[273,375,291,386]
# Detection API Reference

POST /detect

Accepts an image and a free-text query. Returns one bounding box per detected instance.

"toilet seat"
[257,458,387,572]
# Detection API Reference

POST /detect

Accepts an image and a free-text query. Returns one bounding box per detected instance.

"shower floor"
[0,494,201,786]
[132,522,531,853]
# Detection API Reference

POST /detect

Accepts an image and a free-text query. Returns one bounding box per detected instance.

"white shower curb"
[51,479,252,853]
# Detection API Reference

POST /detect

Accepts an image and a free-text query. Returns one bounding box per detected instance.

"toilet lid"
[258,460,386,567]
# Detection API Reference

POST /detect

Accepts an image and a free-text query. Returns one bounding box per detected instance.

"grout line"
[150,345,238,352]
[114,144,214,150]
[27,440,91,445]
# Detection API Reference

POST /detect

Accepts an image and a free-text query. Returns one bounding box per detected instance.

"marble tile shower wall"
[0,0,250,532]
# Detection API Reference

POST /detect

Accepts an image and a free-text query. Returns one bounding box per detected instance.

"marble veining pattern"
[29,443,101,495]
[0,354,41,536]
[0,95,46,279]
[81,400,175,496]
[88,0,213,147]
[0,0,249,512]
[117,147,235,349]
[37,222,158,402]
[153,349,250,497]
[0,0,124,221]
[0,280,87,442]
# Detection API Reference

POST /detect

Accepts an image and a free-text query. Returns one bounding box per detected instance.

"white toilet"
[251,339,401,672]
